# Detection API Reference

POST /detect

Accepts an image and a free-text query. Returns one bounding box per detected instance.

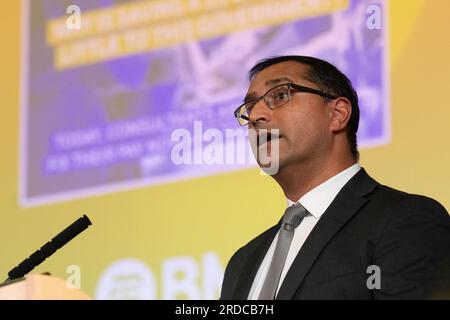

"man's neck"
[273,157,357,202]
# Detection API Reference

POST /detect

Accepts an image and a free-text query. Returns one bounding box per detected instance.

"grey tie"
[258,203,308,300]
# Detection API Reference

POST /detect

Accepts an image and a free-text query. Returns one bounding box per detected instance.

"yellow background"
[0,0,449,298]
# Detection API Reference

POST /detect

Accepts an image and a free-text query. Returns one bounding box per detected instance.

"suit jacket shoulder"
[364,184,450,299]
[221,168,450,300]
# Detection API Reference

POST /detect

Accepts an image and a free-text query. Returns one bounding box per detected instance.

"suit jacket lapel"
[276,168,378,299]
[232,222,280,299]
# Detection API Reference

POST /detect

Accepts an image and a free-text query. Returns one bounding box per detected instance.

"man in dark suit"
[221,56,450,300]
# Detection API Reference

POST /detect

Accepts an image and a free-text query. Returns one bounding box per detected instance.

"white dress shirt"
[248,163,361,299]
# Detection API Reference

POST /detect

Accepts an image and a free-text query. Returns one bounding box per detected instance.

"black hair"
[249,55,360,162]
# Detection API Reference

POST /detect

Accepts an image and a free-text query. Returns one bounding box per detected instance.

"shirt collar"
[286,163,361,219]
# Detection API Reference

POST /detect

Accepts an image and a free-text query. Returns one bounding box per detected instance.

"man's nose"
[249,99,272,126]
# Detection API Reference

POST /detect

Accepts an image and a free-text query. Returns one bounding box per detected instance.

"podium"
[0,274,91,300]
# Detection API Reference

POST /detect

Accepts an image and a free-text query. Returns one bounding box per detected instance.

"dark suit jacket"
[220,168,450,299]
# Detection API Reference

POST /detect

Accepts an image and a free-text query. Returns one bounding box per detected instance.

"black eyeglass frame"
[233,83,337,126]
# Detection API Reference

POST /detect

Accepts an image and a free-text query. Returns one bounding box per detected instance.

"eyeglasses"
[234,83,337,126]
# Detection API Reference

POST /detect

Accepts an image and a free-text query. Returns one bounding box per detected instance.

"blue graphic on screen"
[21,0,388,205]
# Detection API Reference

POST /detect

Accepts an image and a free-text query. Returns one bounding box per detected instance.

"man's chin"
[255,155,285,176]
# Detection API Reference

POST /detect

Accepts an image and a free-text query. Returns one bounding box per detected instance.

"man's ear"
[329,97,352,133]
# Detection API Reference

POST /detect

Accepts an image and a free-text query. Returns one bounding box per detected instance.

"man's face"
[246,61,333,172]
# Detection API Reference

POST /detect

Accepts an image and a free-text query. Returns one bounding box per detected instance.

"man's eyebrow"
[265,77,295,87]
[243,92,257,103]
[243,77,295,102]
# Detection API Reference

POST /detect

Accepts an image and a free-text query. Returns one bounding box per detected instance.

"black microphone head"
[82,214,92,226]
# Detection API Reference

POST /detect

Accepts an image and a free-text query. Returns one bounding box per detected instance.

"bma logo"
[95,252,224,299]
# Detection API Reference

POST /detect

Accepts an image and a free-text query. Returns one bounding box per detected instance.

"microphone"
[4,215,92,282]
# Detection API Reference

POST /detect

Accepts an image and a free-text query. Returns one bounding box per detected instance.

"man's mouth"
[257,131,282,147]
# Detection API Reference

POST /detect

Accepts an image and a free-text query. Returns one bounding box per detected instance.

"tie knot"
[282,203,308,231]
